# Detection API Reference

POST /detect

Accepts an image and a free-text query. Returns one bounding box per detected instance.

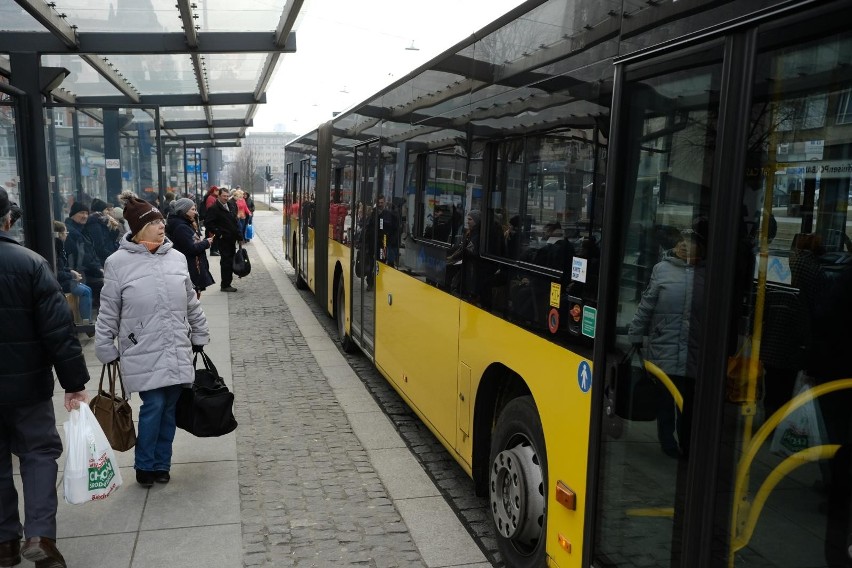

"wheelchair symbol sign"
[577,361,592,393]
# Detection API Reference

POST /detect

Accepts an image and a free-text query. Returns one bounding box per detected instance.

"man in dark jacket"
[0,188,89,568]
[84,198,121,264]
[204,187,242,292]
[64,201,104,303]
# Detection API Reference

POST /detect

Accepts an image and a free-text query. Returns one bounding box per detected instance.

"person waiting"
[64,201,104,304]
[53,221,93,325]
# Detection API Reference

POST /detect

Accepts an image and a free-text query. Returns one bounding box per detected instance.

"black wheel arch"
[472,363,533,497]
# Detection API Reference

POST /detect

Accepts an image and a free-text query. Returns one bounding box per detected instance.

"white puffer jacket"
[95,236,209,393]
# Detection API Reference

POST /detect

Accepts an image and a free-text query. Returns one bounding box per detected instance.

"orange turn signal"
[558,533,572,553]
[556,481,576,510]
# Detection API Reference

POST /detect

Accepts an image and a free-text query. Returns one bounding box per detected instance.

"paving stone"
[228,226,432,567]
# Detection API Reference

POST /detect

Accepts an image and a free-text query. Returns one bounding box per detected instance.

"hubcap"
[490,439,544,549]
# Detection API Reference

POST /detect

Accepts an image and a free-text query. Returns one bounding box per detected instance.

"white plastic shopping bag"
[770,372,828,460]
[63,404,123,504]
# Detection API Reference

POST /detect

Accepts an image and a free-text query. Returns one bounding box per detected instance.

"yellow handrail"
[644,360,683,411]
[729,378,852,567]
[731,444,840,553]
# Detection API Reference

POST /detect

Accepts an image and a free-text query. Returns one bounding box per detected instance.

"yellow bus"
[284,1,852,566]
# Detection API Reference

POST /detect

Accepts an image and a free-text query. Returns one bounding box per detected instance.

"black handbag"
[614,346,660,421]
[232,243,251,278]
[175,351,238,437]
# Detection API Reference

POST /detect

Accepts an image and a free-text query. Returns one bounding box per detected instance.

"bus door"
[351,140,380,355]
[594,7,852,566]
[296,157,312,288]
[284,162,294,263]
[593,40,725,566]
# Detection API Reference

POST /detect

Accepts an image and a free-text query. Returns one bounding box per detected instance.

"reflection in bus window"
[719,28,852,568]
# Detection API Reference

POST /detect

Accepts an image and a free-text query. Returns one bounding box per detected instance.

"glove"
[192,344,204,353]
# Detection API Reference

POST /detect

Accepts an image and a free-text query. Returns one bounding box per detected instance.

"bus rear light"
[555,480,576,510]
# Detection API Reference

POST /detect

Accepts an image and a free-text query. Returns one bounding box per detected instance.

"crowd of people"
[0,183,253,567]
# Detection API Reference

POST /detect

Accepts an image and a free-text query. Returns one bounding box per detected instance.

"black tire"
[336,280,356,353]
[489,396,547,568]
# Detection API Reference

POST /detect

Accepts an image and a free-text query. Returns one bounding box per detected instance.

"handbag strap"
[621,345,643,365]
[98,364,108,392]
[106,361,129,399]
[192,350,218,374]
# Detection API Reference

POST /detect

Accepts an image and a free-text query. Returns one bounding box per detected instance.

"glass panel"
[205,54,267,93]
[50,0,185,32]
[42,55,125,98]
[106,54,197,95]
[199,0,286,33]
[420,149,466,244]
[0,102,24,244]
[595,49,723,567]
[0,0,44,31]
[716,27,852,568]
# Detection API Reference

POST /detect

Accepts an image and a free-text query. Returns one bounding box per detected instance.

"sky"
[251,0,526,135]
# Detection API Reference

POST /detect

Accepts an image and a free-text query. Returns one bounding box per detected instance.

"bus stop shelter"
[0,0,303,265]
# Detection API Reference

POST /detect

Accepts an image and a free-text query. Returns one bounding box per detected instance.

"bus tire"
[489,395,547,568]
[295,272,308,290]
[336,280,356,353]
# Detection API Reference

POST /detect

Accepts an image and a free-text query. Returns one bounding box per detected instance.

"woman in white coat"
[95,191,209,487]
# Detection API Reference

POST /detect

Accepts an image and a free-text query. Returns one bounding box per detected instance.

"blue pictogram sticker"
[578,361,592,393]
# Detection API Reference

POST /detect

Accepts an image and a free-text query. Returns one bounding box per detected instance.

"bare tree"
[229,146,264,195]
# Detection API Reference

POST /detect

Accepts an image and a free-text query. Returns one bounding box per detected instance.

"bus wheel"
[336,280,356,353]
[489,396,547,567]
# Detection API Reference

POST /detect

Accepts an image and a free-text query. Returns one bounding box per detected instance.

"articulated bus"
[284,1,852,566]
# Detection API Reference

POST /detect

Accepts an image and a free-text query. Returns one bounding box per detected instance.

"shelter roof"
[0,0,304,147]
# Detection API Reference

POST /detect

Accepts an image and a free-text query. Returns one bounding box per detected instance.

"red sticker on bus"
[548,308,559,334]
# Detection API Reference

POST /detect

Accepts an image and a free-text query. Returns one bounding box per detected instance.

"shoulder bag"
[175,350,238,437]
[89,361,136,451]
[233,242,251,278]
[614,346,660,421]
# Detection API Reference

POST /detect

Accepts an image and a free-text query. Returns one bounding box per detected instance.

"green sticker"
[582,306,596,338]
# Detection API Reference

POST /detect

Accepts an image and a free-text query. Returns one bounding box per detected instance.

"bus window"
[420,150,466,244]
[718,27,852,567]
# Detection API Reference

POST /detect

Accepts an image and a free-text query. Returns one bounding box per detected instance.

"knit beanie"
[173,198,195,216]
[120,192,164,237]
[91,198,111,213]
[69,201,89,216]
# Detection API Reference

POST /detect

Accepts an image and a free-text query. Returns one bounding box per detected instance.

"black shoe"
[221,286,238,292]
[20,537,65,568]
[0,538,21,568]
[136,470,155,488]
[210,252,220,256]
[154,471,170,484]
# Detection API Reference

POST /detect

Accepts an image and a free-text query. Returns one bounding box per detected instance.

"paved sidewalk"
[16,214,490,567]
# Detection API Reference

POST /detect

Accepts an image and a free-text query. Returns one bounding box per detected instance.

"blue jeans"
[71,283,92,321]
[136,385,183,472]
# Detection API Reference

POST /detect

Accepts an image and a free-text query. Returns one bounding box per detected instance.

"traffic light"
[264,165,272,182]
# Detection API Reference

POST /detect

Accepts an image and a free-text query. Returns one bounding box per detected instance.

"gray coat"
[628,252,704,378]
[95,236,209,393]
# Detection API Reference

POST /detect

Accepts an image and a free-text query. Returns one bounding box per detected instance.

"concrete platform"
[13,212,490,568]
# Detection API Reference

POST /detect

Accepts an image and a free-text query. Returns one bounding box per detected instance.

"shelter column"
[9,52,54,266]
[103,108,123,205]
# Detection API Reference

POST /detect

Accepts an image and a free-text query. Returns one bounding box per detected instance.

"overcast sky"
[251,0,526,135]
